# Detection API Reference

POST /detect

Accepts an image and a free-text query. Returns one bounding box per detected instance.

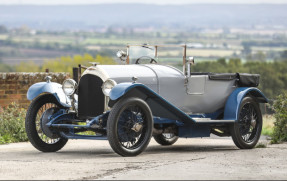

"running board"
[193,118,235,124]
[60,132,107,140]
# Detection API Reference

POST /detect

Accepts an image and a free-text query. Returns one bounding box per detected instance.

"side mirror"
[187,57,195,77]
[116,50,127,61]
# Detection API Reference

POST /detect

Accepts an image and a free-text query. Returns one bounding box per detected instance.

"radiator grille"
[78,74,104,118]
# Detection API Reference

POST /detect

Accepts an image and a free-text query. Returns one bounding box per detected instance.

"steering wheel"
[135,56,157,64]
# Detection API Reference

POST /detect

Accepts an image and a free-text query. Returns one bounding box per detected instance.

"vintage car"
[25,44,268,156]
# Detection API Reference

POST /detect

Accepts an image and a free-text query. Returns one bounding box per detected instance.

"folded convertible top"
[191,72,260,87]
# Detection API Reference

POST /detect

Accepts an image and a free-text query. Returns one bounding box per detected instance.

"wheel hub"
[40,108,60,139]
[251,119,257,128]
[131,123,143,133]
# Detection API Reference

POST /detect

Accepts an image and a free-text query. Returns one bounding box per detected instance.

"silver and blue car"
[25,44,268,156]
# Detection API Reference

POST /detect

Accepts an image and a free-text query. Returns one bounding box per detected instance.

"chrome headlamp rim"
[62,79,77,96]
[102,79,117,96]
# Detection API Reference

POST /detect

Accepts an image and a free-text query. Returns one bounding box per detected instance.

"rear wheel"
[107,97,153,157]
[230,96,262,149]
[25,94,68,152]
[154,133,178,146]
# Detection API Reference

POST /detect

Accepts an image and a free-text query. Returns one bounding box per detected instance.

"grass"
[0,102,28,144]
[262,114,275,137]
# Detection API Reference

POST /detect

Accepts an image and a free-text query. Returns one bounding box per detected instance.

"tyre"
[25,94,68,152]
[107,97,153,157]
[230,96,262,149]
[154,133,178,146]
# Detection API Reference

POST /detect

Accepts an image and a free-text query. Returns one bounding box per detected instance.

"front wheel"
[107,97,153,157]
[230,96,262,149]
[25,94,68,152]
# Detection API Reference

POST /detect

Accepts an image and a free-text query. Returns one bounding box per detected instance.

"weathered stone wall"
[0,73,70,108]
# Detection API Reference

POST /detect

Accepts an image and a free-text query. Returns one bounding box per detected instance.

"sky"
[0,0,287,5]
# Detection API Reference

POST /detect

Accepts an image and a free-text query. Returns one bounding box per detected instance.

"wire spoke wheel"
[117,105,147,149]
[107,97,153,157]
[238,103,258,143]
[162,133,175,139]
[230,96,262,149]
[25,94,68,152]
[154,132,178,146]
[36,103,60,144]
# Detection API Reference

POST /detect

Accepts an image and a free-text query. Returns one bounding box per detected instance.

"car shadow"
[21,144,238,159]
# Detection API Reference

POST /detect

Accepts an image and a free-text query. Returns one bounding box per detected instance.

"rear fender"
[223,87,268,121]
[27,82,71,108]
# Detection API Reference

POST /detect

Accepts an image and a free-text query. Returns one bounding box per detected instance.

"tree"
[0,63,14,72]
[15,61,40,72]
[271,93,287,143]
[217,58,226,66]
[41,53,116,74]
[252,51,266,62]
[280,50,287,60]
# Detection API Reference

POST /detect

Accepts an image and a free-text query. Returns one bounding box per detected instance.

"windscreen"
[128,45,185,71]
[128,46,156,64]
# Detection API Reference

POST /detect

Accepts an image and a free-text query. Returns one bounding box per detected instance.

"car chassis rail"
[45,109,235,140]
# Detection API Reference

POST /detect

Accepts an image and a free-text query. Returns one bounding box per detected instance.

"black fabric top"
[208,73,238,80]
[190,72,260,87]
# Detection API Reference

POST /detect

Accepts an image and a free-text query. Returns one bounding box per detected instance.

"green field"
[0,30,287,66]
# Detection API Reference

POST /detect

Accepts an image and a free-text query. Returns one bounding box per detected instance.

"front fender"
[109,83,143,101]
[223,87,268,121]
[109,83,195,123]
[27,82,71,107]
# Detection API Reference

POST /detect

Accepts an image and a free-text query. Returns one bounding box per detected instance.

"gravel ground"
[0,136,286,180]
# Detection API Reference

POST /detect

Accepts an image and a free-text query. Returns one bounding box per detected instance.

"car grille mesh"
[78,74,104,118]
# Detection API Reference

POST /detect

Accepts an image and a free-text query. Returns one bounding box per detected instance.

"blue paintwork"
[110,83,235,124]
[110,82,197,124]
[47,111,109,133]
[188,109,224,120]
[179,124,210,138]
[88,111,109,127]
[203,109,224,119]
[60,132,107,140]
[27,82,71,107]
[46,111,107,140]
[46,113,72,127]
[109,82,140,100]
[42,83,268,140]
[50,113,108,128]
[154,116,210,138]
[153,117,184,126]
[224,87,268,121]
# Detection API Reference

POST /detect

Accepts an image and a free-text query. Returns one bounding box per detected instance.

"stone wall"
[0,73,70,108]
